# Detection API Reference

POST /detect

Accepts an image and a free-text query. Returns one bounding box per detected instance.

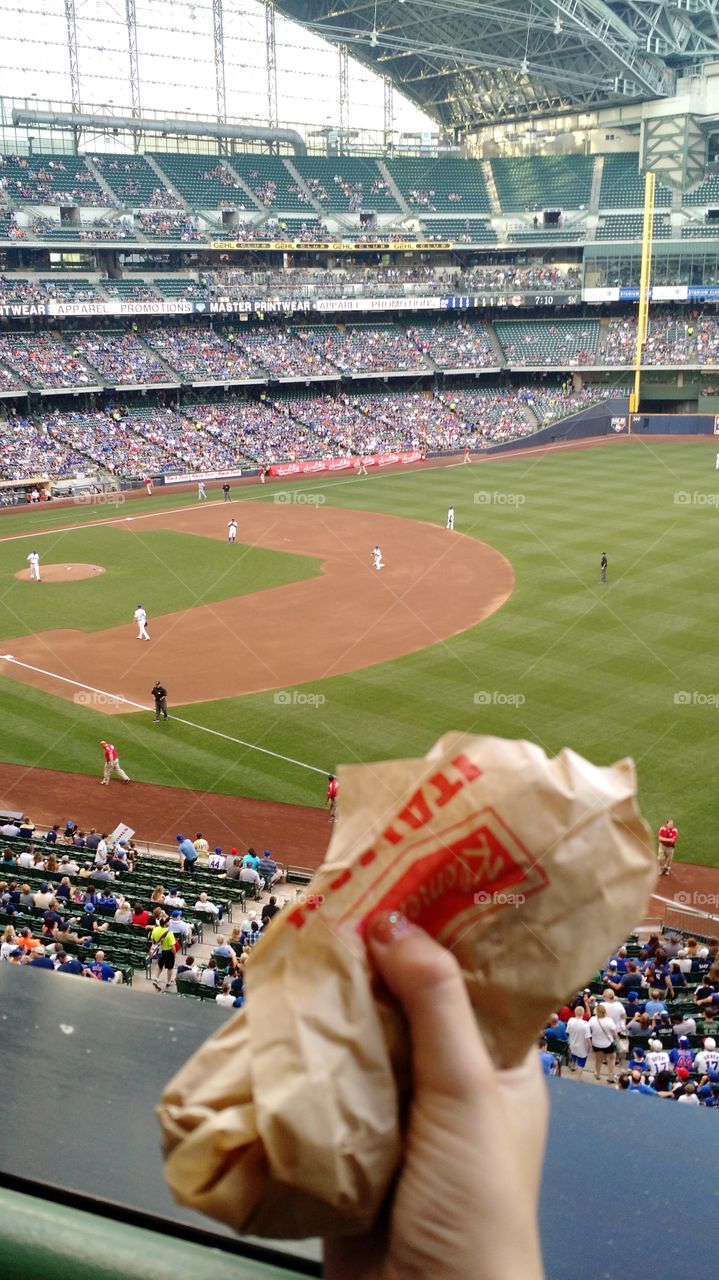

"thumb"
[367,912,493,1099]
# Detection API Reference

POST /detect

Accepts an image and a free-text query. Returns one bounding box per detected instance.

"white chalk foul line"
[0,655,326,776]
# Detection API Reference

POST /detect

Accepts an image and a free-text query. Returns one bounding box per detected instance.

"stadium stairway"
[485,324,508,368]
[588,155,604,214]
[481,160,502,216]
[376,160,411,215]
[144,155,190,212]
[281,158,325,215]
[222,160,270,213]
[83,157,121,207]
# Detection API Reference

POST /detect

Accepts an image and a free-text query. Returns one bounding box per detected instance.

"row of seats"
[5,150,719,219]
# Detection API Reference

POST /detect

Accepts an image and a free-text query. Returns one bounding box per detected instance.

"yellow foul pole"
[629,170,655,428]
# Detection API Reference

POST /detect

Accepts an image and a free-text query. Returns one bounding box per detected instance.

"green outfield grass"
[0,440,717,867]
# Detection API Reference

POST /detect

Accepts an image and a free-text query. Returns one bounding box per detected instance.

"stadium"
[0,2,717,1276]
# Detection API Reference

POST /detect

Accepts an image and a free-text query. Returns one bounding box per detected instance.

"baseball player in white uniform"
[228,519,238,543]
[134,604,150,640]
[372,544,384,571]
[198,480,207,500]
[447,506,455,530]
[27,551,41,581]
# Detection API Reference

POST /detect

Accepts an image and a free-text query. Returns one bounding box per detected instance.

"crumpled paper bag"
[157,732,654,1238]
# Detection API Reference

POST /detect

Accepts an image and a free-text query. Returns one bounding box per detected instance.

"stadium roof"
[276,1,719,130]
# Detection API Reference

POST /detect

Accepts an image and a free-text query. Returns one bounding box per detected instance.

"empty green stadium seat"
[385,157,491,213]
[596,213,671,240]
[420,217,496,242]
[490,155,593,213]
[599,154,672,209]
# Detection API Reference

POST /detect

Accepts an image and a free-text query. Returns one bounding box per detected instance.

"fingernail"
[369,911,412,945]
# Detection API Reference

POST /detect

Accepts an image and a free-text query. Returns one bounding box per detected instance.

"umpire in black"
[151,680,169,722]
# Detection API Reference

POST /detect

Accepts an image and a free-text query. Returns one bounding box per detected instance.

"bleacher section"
[599,154,673,209]
[226,154,309,211]
[292,156,399,212]
[149,153,249,209]
[141,324,263,382]
[684,171,719,207]
[2,154,106,205]
[0,333,101,389]
[90,154,180,208]
[681,223,719,239]
[385,157,491,213]
[421,217,496,242]
[597,213,672,240]
[508,227,585,243]
[408,318,498,370]
[67,331,174,386]
[490,155,594,212]
[495,319,600,366]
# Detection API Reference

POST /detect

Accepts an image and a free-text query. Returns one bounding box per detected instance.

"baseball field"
[0,435,716,867]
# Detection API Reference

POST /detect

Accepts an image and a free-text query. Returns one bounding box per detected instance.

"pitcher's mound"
[15,563,105,583]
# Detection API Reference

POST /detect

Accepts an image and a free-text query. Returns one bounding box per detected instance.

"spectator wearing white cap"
[645,1039,672,1079]
[695,1037,719,1081]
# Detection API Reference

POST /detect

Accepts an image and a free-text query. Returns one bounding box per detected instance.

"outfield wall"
[486,402,719,456]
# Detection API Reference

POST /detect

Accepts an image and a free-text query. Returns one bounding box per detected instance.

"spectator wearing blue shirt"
[644,990,668,1019]
[177,834,197,873]
[84,950,118,983]
[620,1070,658,1096]
[697,1083,719,1107]
[259,849,281,887]
[95,890,118,913]
[538,1039,558,1076]
[542,1014,568,1042]
[628,1048,647,1073]
[56,952,84,975]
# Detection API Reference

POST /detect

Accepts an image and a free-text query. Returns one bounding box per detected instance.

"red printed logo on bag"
[357,808,548,942]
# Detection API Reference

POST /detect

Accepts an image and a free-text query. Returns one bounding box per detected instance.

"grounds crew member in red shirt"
[326,774,339,823]
[100,740,130,786]
[657,819,678,876]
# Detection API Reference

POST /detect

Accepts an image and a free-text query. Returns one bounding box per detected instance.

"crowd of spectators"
[539,930,719,1102]
[142,324,262,381]
[601,313,719,366]
[1,155,105,206]
[131,405,251,471]
[0,332,99,389]
[0,409,95,481]
[42,408,181,476]
[68,331,172,385]
[523,382,628,424]
[408,320,498,369]
[197,398,321,465]
[296,324,432,375]
[238,329,338,379]
[136,211,202,241]
[439,387,535,443]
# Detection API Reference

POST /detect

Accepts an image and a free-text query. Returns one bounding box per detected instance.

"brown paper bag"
[158,732,654,1239]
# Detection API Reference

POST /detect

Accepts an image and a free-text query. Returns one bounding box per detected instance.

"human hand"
[324,913,548,1280]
